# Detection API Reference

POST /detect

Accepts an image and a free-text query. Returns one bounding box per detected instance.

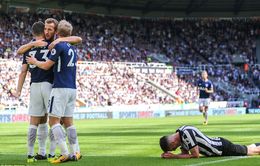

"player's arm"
[181,148,189,154]
[174,145,200,159]
[15,64,28,97]
[26,56,55,70]
[26,44,61,70]
[205,84,214,93]
[48,36,82,50]
[205,88,213,93]
[17,40,48,55]
[161,146,200,159]
[196,81,200,96]
[197,87,200,96]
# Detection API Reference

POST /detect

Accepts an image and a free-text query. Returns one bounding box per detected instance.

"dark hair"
[31,21,44,37]
[159,136,169,152]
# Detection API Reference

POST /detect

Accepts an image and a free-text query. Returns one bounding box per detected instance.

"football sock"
[51,124,69,156]
[37,123,48,156]
[203,111,208,122]
[49,129,57,156]
[76,137,80,153]
[66,125,78,155]
[27,125,37,156]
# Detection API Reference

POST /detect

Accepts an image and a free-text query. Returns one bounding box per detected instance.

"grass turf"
[0,114,260,165]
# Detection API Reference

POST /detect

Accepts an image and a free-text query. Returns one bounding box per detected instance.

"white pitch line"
[185,156,250,166]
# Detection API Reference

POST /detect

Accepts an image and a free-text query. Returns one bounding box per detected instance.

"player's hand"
[32,40,48,47]
[26,56,37,65]
[161,152,174,159]
[13,90,21,98]
[205,89,213,93]
[48,39,60,50]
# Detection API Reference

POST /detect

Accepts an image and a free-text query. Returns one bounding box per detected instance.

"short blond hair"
[57,20,73,37]
[45,18,58,30]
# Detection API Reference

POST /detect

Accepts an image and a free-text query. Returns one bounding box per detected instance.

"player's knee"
[39,115,48,123]
[62,117,73,128]
[30,117,41,126]
[49,116,60,127]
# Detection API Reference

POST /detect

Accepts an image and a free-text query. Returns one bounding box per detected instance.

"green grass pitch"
[0,114,260,165]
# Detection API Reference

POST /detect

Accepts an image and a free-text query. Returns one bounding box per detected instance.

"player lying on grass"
[160,125,260,159]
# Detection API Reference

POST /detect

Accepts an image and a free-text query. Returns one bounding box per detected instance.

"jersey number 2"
[57,48,75,72]
[67,49,75,67]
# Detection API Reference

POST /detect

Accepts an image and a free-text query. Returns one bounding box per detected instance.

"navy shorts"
[220,137,247,156]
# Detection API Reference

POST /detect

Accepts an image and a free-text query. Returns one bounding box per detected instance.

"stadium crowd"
[1,59,259,107]
[1,10,259,64]
[0,9,259,108]
[0,60,29,107]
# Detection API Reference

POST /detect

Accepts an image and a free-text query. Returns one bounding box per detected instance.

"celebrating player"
[17,18,82,55]
[27,20,80,163]
[15,21,52,162]
[160,125,260,159]
[197,71,213,125]
[16,18,82,162]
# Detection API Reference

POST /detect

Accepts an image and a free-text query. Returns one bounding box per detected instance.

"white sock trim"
[38,123,48,128]
[66,125,75,130]
[51,123,62,130]
[29,124,38,129]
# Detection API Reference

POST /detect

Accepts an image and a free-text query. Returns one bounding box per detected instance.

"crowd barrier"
[0,101,248,123]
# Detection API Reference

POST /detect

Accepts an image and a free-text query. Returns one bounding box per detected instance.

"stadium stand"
[0,9,259,108]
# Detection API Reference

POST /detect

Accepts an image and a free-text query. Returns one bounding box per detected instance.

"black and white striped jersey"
[176,125,223,156]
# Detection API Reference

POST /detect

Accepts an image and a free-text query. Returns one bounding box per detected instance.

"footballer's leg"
[62,117,81,161]
[48,89,70,163]
[203,99,210,125]
[59,119,81,156]
[75,137,81,159]
[27,117,41,163]
[199,104,204,112]
[35,114,48,160]
[41,82,54,160]
[35,82,51,160]
[27,123,37,162]
[48,128,57,161]
[63,118,81,161]
[49,117,70,163]
[63,89,81,161]
[203,106,208,125]
[199,104,207,125]
[28,82,47,161]
[48,119,65,161]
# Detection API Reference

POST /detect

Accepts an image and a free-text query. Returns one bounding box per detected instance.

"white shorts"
[198,98,211,107]
[29,82,52,117]
[48,88,76,118]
